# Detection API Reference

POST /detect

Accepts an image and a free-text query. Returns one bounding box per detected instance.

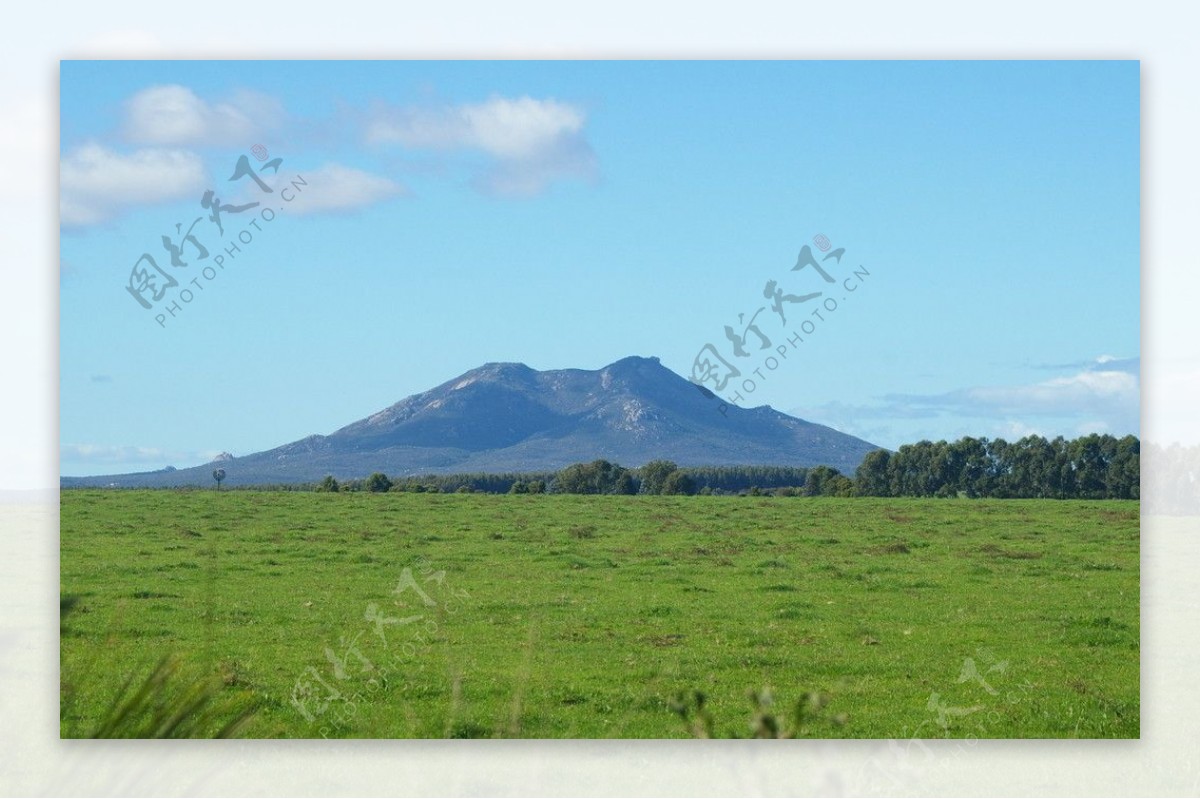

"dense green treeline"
[81,434,1138,499]
[855,434,1139,500]
[311,471,559,494]
[350,434,1136,499]
[214,463,815,496]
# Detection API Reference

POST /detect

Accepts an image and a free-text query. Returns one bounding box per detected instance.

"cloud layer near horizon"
[790,356,1140,447]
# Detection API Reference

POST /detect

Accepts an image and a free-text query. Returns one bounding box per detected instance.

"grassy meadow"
[59,491,1139,738]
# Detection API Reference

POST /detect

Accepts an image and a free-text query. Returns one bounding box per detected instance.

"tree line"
[303,461,812,495]
[143,433,1138,499]
[510,434,1136,499]
[854,434,1139,499]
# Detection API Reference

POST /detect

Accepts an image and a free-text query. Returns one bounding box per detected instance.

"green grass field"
[59,491,1139,738]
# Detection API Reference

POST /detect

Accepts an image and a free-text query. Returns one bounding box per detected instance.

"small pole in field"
[213,469,226,491]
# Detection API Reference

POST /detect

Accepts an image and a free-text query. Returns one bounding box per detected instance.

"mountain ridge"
[62,356,883,487]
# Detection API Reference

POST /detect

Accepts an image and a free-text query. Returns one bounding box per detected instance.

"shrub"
[364,472,393,493]
[662,471,697,496]
[639,460,680,495]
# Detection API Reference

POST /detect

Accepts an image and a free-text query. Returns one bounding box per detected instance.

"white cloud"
[962,368,1138,417]
[60,143,207,227]
[123,84,281,147]
[789,356,1140,444]
[367,95,597,196]
[369,96,584,158]
[270,163,406,216]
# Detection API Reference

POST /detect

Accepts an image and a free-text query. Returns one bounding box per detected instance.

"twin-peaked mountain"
[62,356,882,487]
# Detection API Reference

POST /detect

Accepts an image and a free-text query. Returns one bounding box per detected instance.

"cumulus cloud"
[123,84,282,147]
[366,95,597,197]
[60,143,208,227]
[369,95,584,158]
[270,163,406,216]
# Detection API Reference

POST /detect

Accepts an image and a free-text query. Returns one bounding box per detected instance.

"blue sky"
[60,60,1140,476]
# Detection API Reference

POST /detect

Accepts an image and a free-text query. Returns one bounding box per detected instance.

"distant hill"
[61,356,883,487]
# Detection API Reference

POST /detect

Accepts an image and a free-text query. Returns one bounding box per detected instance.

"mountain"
[61,356,883,487]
